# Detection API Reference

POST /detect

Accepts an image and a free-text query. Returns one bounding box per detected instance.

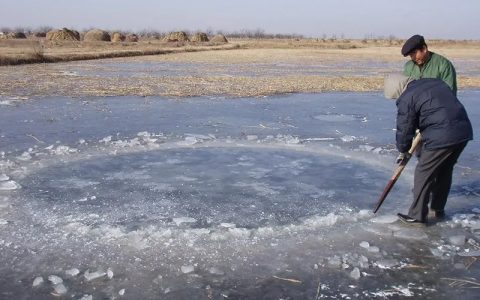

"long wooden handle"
[373,133,422,213]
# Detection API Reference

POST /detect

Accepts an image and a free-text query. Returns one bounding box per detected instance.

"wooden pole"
[373,133,422,213]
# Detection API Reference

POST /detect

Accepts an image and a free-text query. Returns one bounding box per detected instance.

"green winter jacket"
[403,52,457,96]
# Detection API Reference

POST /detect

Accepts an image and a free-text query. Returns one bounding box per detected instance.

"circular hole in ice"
[18,146,398,230]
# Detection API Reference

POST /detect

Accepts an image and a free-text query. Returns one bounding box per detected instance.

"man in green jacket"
[402,35,457,95]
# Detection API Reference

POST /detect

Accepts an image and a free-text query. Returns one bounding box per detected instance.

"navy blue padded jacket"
[396,78,473,152]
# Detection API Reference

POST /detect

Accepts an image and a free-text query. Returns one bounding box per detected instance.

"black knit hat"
[401,35,426,56]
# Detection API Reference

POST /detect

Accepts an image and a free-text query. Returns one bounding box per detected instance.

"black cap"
[401,35,426,56]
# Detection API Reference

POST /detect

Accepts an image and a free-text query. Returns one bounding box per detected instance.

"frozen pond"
[0,91,479,299]
[49,57,480,78]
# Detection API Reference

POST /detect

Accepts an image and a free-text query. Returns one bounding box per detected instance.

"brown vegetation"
[1,38,479,99]
[164,31,189,42]
[84,29,111,42]
[0,32,27,39]
[46,28,80,41]
[111,32,126,42]
[125,34,138,42]
[190,32,209,42]
[211,34,228,43]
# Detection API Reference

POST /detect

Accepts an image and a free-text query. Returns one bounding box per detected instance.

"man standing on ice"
[384,73,473,225]
[402,34,457,96]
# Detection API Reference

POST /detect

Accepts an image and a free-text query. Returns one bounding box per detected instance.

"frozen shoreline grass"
[1,39,479,98]
[0,39,238,66]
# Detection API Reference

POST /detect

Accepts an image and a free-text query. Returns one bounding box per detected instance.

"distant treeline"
[1,26,304,40]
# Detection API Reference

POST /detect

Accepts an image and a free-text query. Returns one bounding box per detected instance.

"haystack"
[164,31,189,42]
[111,32,126,42]
[211,34,228,43]
[34,32,47,38]
[126,34,139,42]
[84,29,111,42]
[46,28,80,41]
[0,32,27,39]
[190,32,209,42]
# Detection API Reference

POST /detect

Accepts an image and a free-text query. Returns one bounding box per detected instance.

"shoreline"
[1,39,479,98]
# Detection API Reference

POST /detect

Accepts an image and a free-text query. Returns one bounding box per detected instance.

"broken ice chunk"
[107,268,114,279]
[32,276,44,287]
[0,174,9,181]
[430,248,444,257]
[119,289,126,296]
[219,223,236,229]
[53,283,67,295]
[48,275,63,285]
[0,180,21,190]
[181,265,195,274]
[327,256,342,268]
[177,136,198,146]
[370,215,398,224]
[375,259,399,269]
[17,152,32,161]
[84,270,106,281]
[172,217,196,226]
[458,250,480,257]
[449,235,466,246]
[341,135,356,142]
[359,241,370,249]
[393,228,428,240]
[284,135,300,144]
[208,267,225,275]
[78,295,92,300]
[357,210,372,218]
[0,219,8,225]
[350,267,361,280]
[65,268,80,277]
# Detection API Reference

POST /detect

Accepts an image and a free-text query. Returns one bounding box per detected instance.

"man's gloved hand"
[396,152,411,164]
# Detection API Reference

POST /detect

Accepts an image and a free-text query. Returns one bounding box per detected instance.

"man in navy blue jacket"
[384,73,473,225]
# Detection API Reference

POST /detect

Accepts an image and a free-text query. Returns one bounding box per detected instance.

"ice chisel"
[373,133,422,213]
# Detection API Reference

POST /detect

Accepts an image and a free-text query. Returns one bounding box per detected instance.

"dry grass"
[0,38,479,98]
[0,38,235,65]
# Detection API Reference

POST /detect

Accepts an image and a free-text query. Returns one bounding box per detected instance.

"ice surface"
[0,92,479,299]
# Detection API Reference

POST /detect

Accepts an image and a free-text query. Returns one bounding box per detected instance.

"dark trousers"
[409,142,467,221]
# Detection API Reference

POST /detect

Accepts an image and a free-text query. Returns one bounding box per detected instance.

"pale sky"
[1,0,479,39]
